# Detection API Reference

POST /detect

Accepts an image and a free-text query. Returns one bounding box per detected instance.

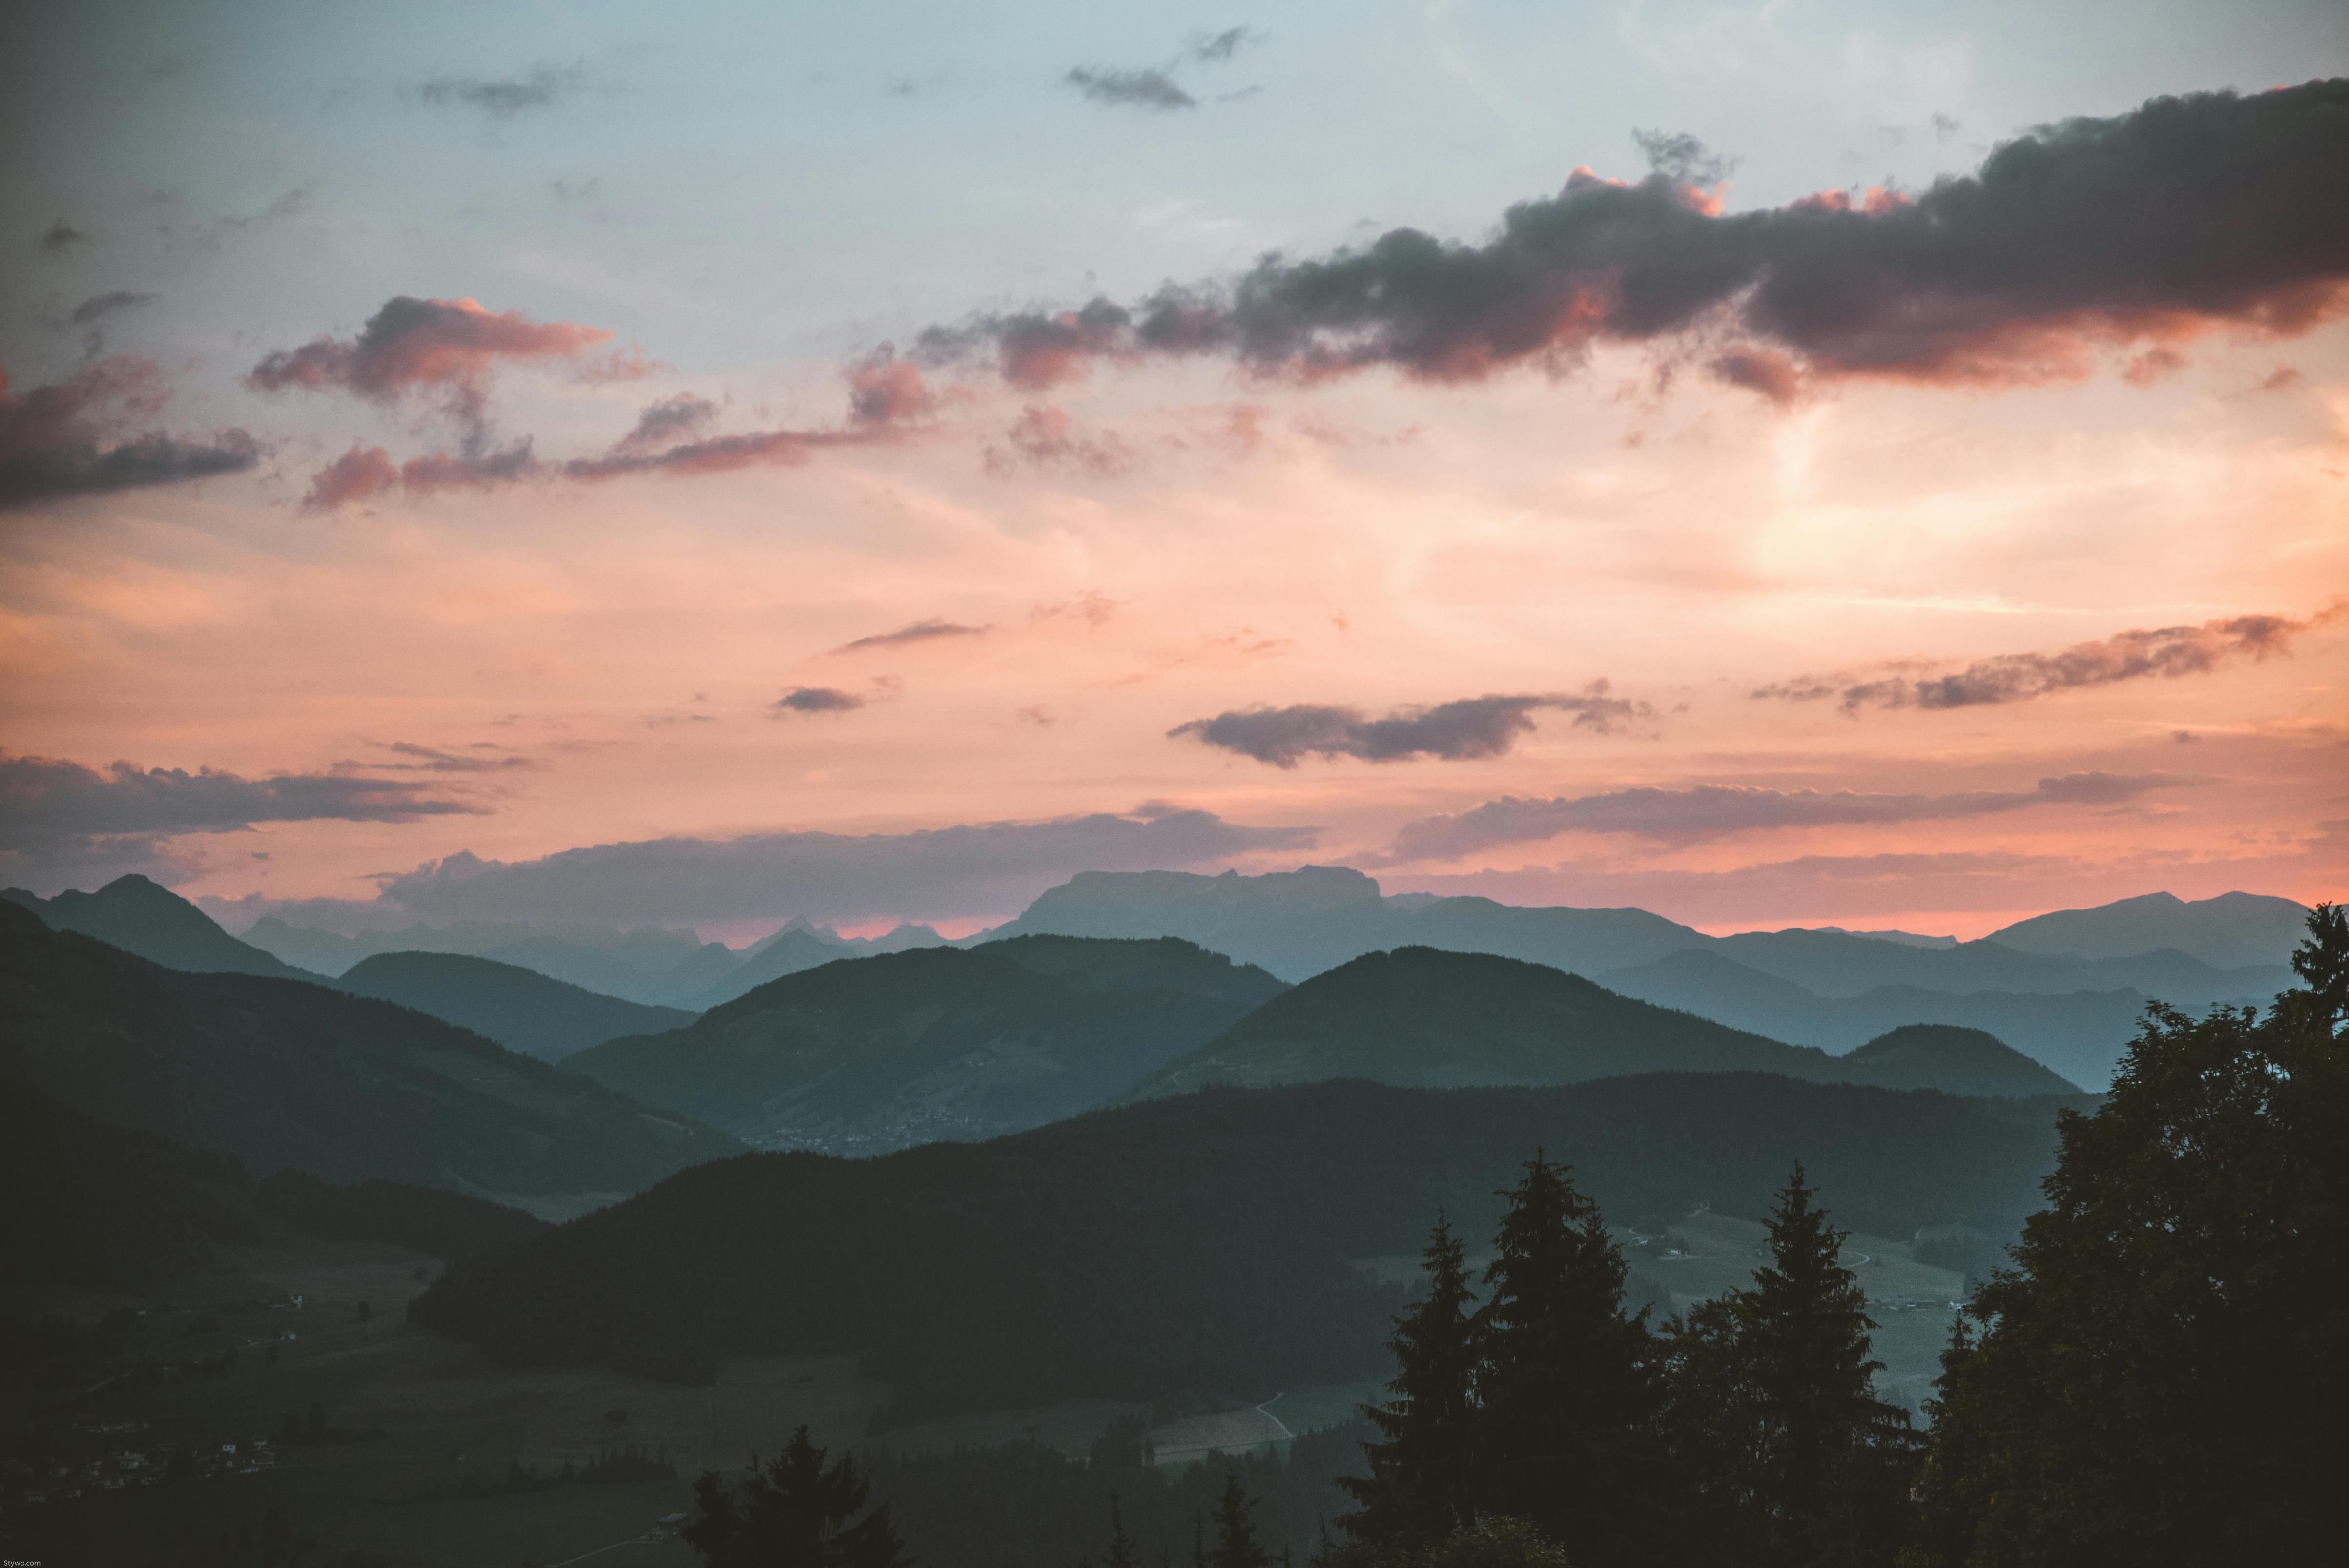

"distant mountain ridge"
[987,867,2299,1087]
[0,900,743,1208]
[333,950,696,1062]
[1131,946,2078,1100]
[1984,890,2311,968]
[567,935,1289,1152]
[5,875,315,979]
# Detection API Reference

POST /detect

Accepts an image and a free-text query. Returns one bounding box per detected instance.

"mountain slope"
[1834,1025,2081,1096]
[334,950,695,1062]
[0,902,742,1204]
[5,874,312,978]
[1132,945,1839,1094]
[1984,890,2311,969]
[566,935,1289,1152]
[412,1073,2069,1414]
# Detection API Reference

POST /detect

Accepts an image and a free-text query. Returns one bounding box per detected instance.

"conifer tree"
[1339,1213,1479,1544]
[680,1425,911,1568]
[1103,1492,1141,1568]
[1470,1152,1658,1557]
[1211,1470,1273,1568]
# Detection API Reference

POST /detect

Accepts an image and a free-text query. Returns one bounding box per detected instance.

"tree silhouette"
[1470,1151,1658,1557]
[681,1425,910,1567]
[1913,904,2349,1566]
[1210,1470,1272,1568]
[1339,1213,1479,1544]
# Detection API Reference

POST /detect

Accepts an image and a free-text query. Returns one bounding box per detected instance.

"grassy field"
[2,1239,887,1567]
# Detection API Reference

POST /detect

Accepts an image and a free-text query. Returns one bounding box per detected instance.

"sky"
[2,0,2345,942]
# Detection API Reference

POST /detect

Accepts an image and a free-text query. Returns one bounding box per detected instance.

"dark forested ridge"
[566,934,1288,1151]
[1131,947,2080,1098]
[332,949,695,1062]
[3,874,312,979]
[0,902,743,1201]
[0,1078,553,1290]
[412,1072,2067,1415]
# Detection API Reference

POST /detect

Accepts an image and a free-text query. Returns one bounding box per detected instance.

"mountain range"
[1130,946,2077,1099]
[989,869,2302,1087]
[566,935,1289,1151]
[0,900,742,1213]
[332,950,695,1062]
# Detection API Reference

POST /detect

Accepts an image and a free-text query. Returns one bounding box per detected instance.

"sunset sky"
[3,0,2345,941]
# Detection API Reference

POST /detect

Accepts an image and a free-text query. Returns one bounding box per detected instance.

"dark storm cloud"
[1755,611,2335,713]
[369,808,1321,925]
[0,750,479,856]
[1387,772,2193,862]
[0,359,260,512]
[920,80,2349,390]
[1065,66,1195,110]
[773,686,865,715]
[40,220,92,252]
[831,618,992,654]
[418,65,588,118]
[1170,686,1650,768]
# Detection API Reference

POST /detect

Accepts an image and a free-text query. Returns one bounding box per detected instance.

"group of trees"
[1335,904,2349,1568]
[1335,1152,1911,1568]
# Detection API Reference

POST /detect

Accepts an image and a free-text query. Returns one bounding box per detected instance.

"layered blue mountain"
[564,935,1289,1152]
[1128,947,2078,1099]
[989,867,2298,1087]
[332,950,697,1062]
[0,900,742,1213]
[5,874,314,979]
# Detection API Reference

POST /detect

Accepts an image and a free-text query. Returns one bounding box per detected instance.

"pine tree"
[1470,1151,1659,1557]
[1739,1164,1917,1567]
[1210,1470,1272,1568]
[1104,1492,1141,1568]
[680,1425,911,1568]
[1339,1213,1479,1544]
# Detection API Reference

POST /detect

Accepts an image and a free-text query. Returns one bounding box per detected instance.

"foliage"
[1910,903,2349,1567]
[1323,1516,1575,1568]
[1340,1216,1480,1544]
[1470,1154,1660,1555]
[683,1425,910,1568]
[1655,1166,1920,1567]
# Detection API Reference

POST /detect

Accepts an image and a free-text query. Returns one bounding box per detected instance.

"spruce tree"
[1103,1492,1141,1568]
[680,1425,911,1568]
[1211,1470,1272,1568]
[1339,1213,1479,1544]
[1739,1164,1917,1567]
[1471,1152,1658,1557]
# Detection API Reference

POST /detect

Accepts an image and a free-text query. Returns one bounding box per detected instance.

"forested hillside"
[412,1071,2067,1414]
[0,903,742,1202]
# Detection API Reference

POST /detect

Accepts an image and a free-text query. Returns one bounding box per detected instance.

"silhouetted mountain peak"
[9,874,310,978]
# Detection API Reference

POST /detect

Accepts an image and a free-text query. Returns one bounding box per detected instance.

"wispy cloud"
[831,618,991,655]
[418,65,589,118]
[1171,685,1651,767]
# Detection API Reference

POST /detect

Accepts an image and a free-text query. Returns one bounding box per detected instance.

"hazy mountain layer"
[333,950,695,1062]
[412,1073,2071,1414]
[1983,889,2311,968]
[0,901,743,1202]
[567,935,1288,1152]
[1131,947,2080,1099]
[5,875,313,979]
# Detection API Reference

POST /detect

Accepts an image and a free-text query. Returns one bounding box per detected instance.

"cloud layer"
[1386,772,2193,862]
[0,359,260,512]
[1755,610,2332,712]
[366,807,1318,924]
[921,80,2349,391]
[1171,687,1649,767]
[0,750,480,862]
